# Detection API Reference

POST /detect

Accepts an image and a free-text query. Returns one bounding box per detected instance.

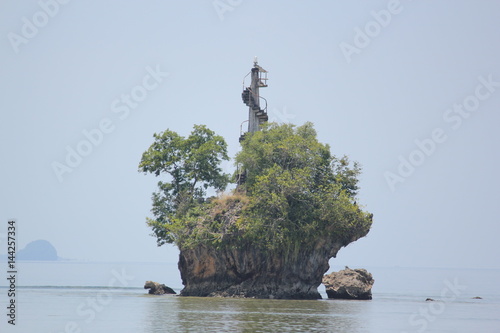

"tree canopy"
[234,122,371,248]
[138,124,230,245]
[139,122,372,250]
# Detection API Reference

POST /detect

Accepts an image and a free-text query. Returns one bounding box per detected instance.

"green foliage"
[139,125,230,246]
[234,122,371,249]
[140,122,372,251]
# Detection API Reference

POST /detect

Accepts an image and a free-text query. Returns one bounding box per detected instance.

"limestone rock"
[178,242,347,299]
[322,268,374,300]
[177,196,371,299]
[144,281,176,295]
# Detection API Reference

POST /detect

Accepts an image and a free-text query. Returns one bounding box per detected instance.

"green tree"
[139,125,230,246]
[234,122,371,249]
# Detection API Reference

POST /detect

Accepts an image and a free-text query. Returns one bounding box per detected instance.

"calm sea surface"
[0,262,499,332]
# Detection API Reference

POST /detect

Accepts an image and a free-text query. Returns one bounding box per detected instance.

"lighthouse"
[240,57,269,140]
[237,58,269,185]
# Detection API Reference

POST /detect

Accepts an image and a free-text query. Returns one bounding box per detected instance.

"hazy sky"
[1,1,499,270]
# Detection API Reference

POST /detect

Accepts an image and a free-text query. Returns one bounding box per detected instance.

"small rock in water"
[471,296,482,299]
[323,268,374,300]
[144,281,176,295]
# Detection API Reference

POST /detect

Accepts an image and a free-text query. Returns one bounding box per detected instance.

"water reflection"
[143,295,372,332]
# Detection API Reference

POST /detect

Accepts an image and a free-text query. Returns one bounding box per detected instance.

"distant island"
[0,239,59,261]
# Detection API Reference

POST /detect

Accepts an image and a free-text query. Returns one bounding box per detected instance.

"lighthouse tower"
[237,58,269,185]
[240,57,269,140]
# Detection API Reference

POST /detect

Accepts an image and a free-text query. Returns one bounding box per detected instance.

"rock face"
[177,183,372,300]
[178,236,367,299]
[322,268,374,300]
[144,281,176,295]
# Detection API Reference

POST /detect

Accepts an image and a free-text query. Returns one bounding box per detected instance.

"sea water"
[0,262,499,332]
